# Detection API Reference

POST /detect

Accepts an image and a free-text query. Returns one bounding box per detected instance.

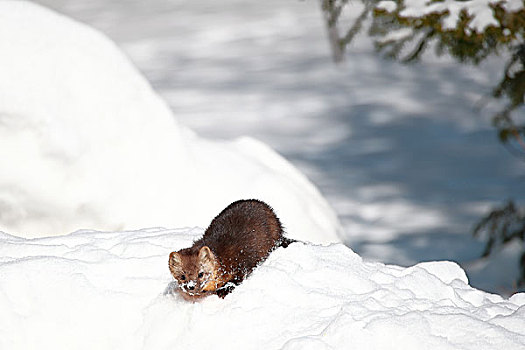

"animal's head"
[168,246,219,301]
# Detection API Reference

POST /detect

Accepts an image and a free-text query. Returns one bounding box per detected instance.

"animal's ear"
[198,246,216,271]
[169,251,183,276]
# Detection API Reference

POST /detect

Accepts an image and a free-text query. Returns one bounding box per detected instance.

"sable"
[168,199,294,300]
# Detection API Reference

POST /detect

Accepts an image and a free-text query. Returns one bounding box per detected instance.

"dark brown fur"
[168,199,293,300]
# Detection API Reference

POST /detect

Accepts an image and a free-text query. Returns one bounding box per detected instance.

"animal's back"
[201,199,283,279]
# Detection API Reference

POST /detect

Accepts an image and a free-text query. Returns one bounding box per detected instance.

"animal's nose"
[187,280,196,290]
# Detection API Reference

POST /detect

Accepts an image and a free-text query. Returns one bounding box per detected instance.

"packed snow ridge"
[1,228,524,349]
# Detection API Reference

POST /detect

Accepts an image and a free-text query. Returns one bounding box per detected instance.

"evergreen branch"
[339,2,372,48]
[402,29,435,63]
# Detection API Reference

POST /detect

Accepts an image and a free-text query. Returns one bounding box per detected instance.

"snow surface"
[1,227,524,349]
[0,1,340,243]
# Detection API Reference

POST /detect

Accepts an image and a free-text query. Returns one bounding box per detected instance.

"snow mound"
[0,0,340,243]
[0,227,523,349]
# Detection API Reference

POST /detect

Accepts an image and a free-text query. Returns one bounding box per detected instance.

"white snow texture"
[0,0,340,243]
[1,2,525,349]
[1,228,524,349]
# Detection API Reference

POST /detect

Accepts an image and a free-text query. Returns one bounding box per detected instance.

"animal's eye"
[198,272,204,278]
[180,275,186,281]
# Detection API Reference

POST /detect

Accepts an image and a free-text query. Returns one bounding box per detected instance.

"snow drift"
[0,0,340,243]
[1,227,524,349]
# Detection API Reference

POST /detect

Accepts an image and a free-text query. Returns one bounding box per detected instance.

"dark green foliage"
[372,2,524,63]
[473,201,525,285]
[492,43,525,146]
[370,1,525,147]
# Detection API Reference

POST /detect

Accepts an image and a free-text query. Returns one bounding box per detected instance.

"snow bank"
[0,1,340,243]
[0,227,523,349]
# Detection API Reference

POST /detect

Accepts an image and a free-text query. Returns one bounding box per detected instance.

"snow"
[377,28,415,44]
[0,1,340,243]
[504,0,525,12]
[376,1,397,13]
[0,2,524,346]
[1,227,524,349]
[381,0,512,33]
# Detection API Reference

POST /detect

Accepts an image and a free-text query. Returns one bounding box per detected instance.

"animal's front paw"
[216,282,237,298]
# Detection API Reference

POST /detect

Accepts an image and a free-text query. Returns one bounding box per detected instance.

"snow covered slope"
[0,227,523,349]
[0,1,340,243]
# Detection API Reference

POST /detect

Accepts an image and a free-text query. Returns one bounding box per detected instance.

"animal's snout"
[187,280,196,290]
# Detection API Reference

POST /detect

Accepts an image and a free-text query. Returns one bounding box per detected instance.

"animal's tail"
[278,237,297,248]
